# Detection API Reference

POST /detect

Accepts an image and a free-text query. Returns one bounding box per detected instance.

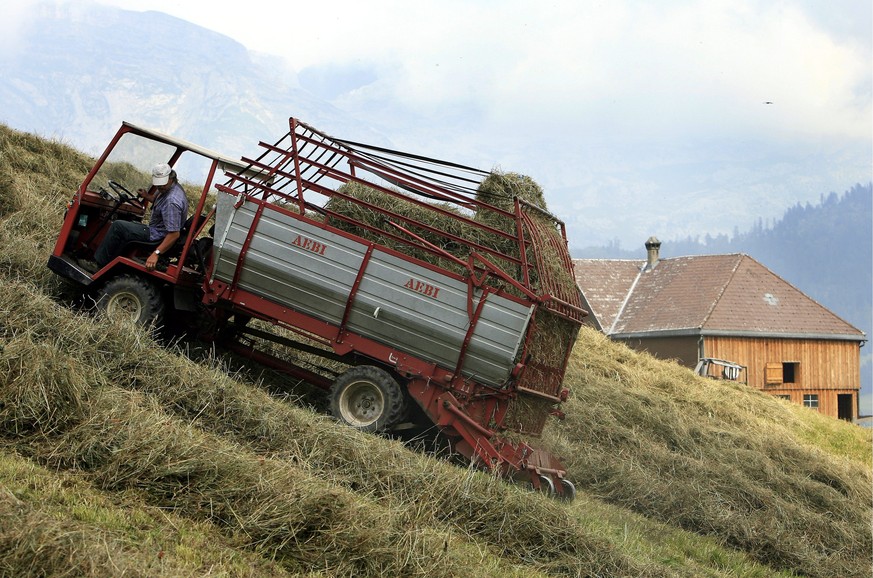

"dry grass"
[1,122,871,578]
[0,448,301,577]
[0,279,645,577]
[543,326,873,578]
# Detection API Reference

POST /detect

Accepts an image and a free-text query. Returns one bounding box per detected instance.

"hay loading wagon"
[48,118,585,498]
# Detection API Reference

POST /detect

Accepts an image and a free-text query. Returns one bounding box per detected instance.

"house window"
[803,394,819,409]
[775,395,790,401]
[765,362,800,385]
[783,362,799,384]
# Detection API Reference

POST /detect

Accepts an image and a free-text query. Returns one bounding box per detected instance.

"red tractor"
[49,118,585,498]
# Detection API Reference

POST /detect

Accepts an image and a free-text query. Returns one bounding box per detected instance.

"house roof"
[572,254,865,341]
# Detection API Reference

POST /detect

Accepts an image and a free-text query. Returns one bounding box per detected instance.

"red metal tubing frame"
[218,169,528,288]
[222,339,333,391]
[225,122,587,328]
[452,288,491,377]
[513,198,532,288]
[336,244,376,343]
[229,121,542,280]
[53,124,147,259]
[293,119,491,209]
[434,392,568,480]
[288,117,308,214]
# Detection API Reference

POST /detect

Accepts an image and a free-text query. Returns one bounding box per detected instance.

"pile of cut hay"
[542,325,873,578]
[0,278,642,578]
[325,181,482,275]
[474,170,546,232]
[0,449,294,577]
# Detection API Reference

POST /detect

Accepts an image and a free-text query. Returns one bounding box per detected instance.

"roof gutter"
[610,328,866,342]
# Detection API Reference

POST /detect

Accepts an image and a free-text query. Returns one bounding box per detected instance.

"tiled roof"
[572,254,864,339]
[573,259,645,334]
[571,259,642,331]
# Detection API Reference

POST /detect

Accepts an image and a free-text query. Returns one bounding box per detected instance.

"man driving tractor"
[84,163,188,272]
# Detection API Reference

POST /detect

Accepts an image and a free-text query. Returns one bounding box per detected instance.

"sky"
[7,0,873,251]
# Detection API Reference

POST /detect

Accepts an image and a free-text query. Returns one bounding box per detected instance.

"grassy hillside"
[0,124,870,577]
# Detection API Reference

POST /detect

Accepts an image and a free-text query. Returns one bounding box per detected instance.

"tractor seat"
[122,213,205,262]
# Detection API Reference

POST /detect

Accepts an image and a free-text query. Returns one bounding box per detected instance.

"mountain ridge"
[0,1,386,160]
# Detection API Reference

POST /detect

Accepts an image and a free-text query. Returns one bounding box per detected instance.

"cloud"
[0,2,39,58]
[27,0,873,248]
[262,0,869,161]
[92,0,870,146]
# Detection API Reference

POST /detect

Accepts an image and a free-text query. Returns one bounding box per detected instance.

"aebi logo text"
[404,277,441,299]
[292,234,327,256]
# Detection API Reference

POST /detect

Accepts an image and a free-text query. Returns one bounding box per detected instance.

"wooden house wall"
[618,336,699,368]
[704,336,860,420]
[762,387,857,419]
[704,336,860,390]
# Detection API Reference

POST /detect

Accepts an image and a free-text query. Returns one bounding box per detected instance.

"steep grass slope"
[0,124,869,577]
[549,331,871,577]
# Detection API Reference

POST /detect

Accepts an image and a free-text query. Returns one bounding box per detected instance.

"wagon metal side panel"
[211,193,533,386]
[344,250,533,385]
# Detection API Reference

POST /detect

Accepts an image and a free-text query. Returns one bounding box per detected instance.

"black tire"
[96,274,165,328]
[329,366,406,433]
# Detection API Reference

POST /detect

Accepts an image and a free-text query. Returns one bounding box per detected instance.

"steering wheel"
[105,180,145,210]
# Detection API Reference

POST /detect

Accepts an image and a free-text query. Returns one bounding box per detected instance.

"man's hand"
[145,251,159,271]
[137,188,156,204]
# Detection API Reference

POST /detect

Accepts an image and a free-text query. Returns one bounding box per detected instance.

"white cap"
[152,163,172,186]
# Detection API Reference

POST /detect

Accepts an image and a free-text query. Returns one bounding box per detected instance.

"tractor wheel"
[557,479,576,502]
[531,474,556,497]
[96,274,165,328]
[329,365,407,433]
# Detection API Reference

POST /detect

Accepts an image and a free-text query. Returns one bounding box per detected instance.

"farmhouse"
[572,238,866,421]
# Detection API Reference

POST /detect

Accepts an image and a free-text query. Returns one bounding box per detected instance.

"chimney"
[645,236,661,270]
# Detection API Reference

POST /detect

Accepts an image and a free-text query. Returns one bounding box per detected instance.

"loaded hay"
[474,170,547,232]
[324,181,479,275]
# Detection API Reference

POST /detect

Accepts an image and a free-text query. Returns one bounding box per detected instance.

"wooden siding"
[764,388,857,420]
[704,336,860,390]
[704,336,861,420]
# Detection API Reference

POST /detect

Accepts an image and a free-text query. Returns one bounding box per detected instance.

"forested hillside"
[1,124,871,577]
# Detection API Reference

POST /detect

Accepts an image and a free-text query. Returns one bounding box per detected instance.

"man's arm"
[137,187,157,205]
[144,230,180,271]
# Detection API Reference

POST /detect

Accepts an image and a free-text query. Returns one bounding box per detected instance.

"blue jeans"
[94,220,150,266]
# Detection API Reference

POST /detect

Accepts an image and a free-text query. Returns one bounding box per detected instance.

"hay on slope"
[0,450,295,578]
[10,123,871,575]
[542,326,873,578]
[0,279,645,577]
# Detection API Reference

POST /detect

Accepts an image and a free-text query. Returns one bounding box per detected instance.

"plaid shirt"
[148,182,188,242]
